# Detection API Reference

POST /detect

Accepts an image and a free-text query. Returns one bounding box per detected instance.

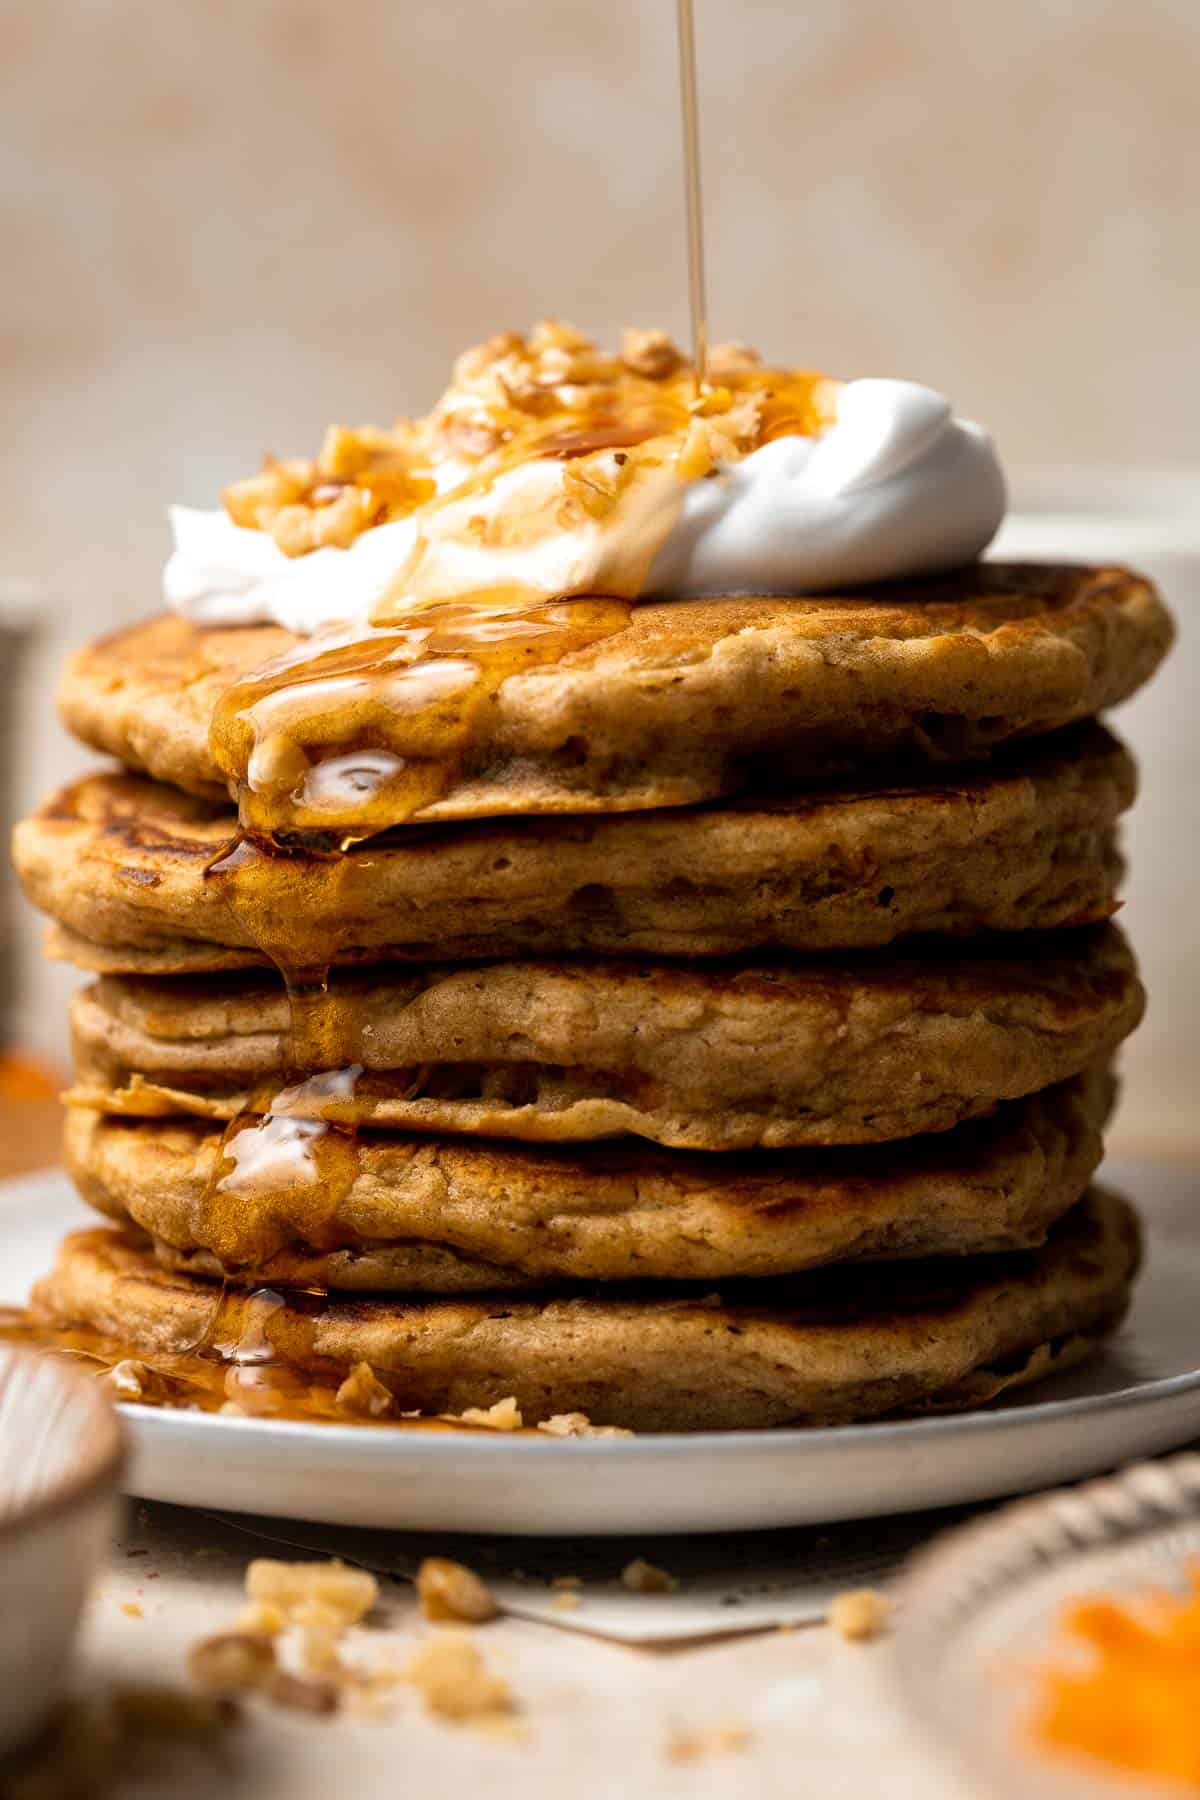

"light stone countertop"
[28,1499,967,1800]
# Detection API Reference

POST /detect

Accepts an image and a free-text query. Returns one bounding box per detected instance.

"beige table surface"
[53,1499,965,1800]
[0,1101,961,1797]
[7,1114,1196,1799]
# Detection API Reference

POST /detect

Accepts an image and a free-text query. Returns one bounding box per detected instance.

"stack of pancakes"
[13,562,1172,1430]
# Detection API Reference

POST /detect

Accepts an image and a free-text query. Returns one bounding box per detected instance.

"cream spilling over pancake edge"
[165,324,1006,635]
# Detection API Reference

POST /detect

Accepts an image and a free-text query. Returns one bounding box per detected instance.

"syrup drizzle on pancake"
[0,1298,520,1430]
[210,592,638,839]
[4,18,824,1402]
[191,46,773,1370]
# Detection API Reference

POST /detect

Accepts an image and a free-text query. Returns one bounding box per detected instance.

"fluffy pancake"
[32,1191,1140,1430]
[15,725,1134,973]
[67,926,1142,1150]
[65,1071,1112,1290]
[57,566,1171,826]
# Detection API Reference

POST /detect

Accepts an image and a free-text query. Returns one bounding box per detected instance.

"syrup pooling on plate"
[0,1294,526,1430]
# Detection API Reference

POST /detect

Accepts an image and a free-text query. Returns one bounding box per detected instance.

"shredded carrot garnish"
[1032,1561,1200,1787]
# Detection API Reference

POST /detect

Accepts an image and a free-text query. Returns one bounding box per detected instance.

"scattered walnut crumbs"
[266,1671,340,1715]
[404,1631,515,1725]
[451,1395,524,1431]
[187,1560,383,1720]
[665,1720,751,1763]
[416,1557,499,1624]
[536,1411,633,1438]
[334,1361,395,1419]
[189,1632,277,1696]
[621,326,684,379]
[245,1558,378,1628]
[621,1558,679,1594]
[829,1587,890,1641]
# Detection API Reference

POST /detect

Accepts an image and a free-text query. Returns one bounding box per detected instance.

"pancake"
[15,725,1134,973]
[64,1071,1113,1290]
[66,926,1142,1150]
[31,1191,1140,1430]
[57,566,1171,828]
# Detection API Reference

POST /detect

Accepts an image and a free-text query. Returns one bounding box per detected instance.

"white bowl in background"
[0,1348,125,1755]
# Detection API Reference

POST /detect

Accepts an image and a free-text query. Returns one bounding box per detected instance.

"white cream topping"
[164,379,1005,633]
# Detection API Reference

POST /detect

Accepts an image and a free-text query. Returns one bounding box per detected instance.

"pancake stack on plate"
[13,559,1172,1431]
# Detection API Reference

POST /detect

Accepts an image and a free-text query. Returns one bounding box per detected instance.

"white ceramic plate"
[5,1161,1199,1536]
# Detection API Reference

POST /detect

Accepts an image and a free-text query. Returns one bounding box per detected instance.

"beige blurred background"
[3,0,1197,1150]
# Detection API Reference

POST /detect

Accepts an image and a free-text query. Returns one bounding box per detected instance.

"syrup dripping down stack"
[11,327,1174,1431]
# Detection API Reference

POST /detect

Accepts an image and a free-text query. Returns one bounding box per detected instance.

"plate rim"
[112,1356,1200,1460]
[8,1161,1200,1534]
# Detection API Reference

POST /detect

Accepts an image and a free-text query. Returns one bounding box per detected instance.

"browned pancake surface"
[66,1071,1112,1289]
[67,926,1143,1150]
[16,725,1133,971]
[32,1191,1140,1430]
[56,565,1171,824]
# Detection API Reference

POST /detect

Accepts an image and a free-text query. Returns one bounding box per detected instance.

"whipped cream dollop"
[164,379,1005,634]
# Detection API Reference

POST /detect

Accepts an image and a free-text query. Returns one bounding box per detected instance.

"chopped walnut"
[665,1720,751,1763]
[220,326,839,561]
[621,1558,679,1594]
[528,317,593,355]
[453,330,526,385]
[621,327,684,379]
[488,350,550,409]
[454,1396,524,1432]
[706,341,762,379]
[404,1631,514,1723]
[335,1362,395,1420]
[188,1631,277,1695]
[185,1560,388,1725]
[245,1558,378,1628]
[237,1600,286,1638]
[537,1412,634,1438]
[688,383,736,417]
[416,1557,499,1624]
[535,344,620,389]
[439,413,505,458]
[270,488,371,556]
[829,1587,890,1641]
[267,1671,340,1715]
[318,424,374,481]
[223,458,309,529]
[676,416,718,482]
[104,1358,171,1403]
[299,1622,346,1678]
[718,392,763,451]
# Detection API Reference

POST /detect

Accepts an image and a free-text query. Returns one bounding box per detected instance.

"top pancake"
[58,564,1171,825]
